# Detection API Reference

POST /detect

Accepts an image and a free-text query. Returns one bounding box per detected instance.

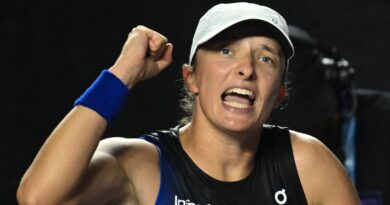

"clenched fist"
[109,25,173,88]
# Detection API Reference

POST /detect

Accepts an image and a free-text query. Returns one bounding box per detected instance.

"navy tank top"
[140,125,307,205]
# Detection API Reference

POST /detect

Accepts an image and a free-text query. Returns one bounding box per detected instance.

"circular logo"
[274,189,287,205]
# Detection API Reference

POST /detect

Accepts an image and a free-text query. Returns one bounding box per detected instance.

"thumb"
[155,43,173,71]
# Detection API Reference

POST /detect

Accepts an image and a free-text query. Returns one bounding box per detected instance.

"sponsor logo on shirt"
[174,195,211,205]
[274,188,287,205]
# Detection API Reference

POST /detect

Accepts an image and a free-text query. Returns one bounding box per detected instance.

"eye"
[220,48,232,56]
[258,56,273,64]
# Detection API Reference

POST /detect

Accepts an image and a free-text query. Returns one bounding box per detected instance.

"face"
[184,30,286,135]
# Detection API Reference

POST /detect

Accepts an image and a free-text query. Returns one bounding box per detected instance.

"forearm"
[17,25,173,205]
[17,106,107,204]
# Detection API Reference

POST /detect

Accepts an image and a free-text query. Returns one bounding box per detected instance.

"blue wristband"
[74,69,130,124]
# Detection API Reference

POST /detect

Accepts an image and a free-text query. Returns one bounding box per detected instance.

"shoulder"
[96,136,160,179]
[95,136,161,204]
[65,137,159,204]
[97,136,158,158]
[96,127,179,177]
[289,130,360,205]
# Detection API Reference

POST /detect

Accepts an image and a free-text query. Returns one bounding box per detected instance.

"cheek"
[257,72,282,101]
[196,64,229,91]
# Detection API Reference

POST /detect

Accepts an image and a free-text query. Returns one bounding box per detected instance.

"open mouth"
[221,88,255,109]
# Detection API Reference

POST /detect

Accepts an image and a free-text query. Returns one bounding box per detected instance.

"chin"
[219,118,262,135]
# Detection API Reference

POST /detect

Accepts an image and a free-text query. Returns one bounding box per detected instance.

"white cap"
[189,2,294,65]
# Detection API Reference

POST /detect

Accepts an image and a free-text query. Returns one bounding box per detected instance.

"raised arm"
[16,26,173,205]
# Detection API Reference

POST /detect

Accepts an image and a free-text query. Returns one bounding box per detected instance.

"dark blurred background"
[1,0,389,204]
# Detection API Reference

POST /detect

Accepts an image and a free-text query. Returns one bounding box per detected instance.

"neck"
[179,120,262,182]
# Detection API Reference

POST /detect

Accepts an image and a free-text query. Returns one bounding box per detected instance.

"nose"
[236,57,256,80]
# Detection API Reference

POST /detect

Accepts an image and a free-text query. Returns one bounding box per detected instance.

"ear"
[274,86,286,108]
[182,64,199,94]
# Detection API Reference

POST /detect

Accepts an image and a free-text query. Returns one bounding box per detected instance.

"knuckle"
[162,36,168,43]
[156,35,168,45]
[130,25,145,34]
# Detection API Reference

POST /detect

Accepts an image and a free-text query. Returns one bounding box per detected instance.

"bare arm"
[291,131,360,205]
[17,26,173,205]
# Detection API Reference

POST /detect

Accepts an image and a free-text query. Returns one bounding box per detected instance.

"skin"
[17,25,360,205]
[179,35,286,181]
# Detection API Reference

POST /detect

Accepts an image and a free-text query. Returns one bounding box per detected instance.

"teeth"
[223,101,250,108]
[226,88,254,98]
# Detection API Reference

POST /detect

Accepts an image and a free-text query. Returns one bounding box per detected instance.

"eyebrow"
[204,38,235,50]
[260,44,281,56]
